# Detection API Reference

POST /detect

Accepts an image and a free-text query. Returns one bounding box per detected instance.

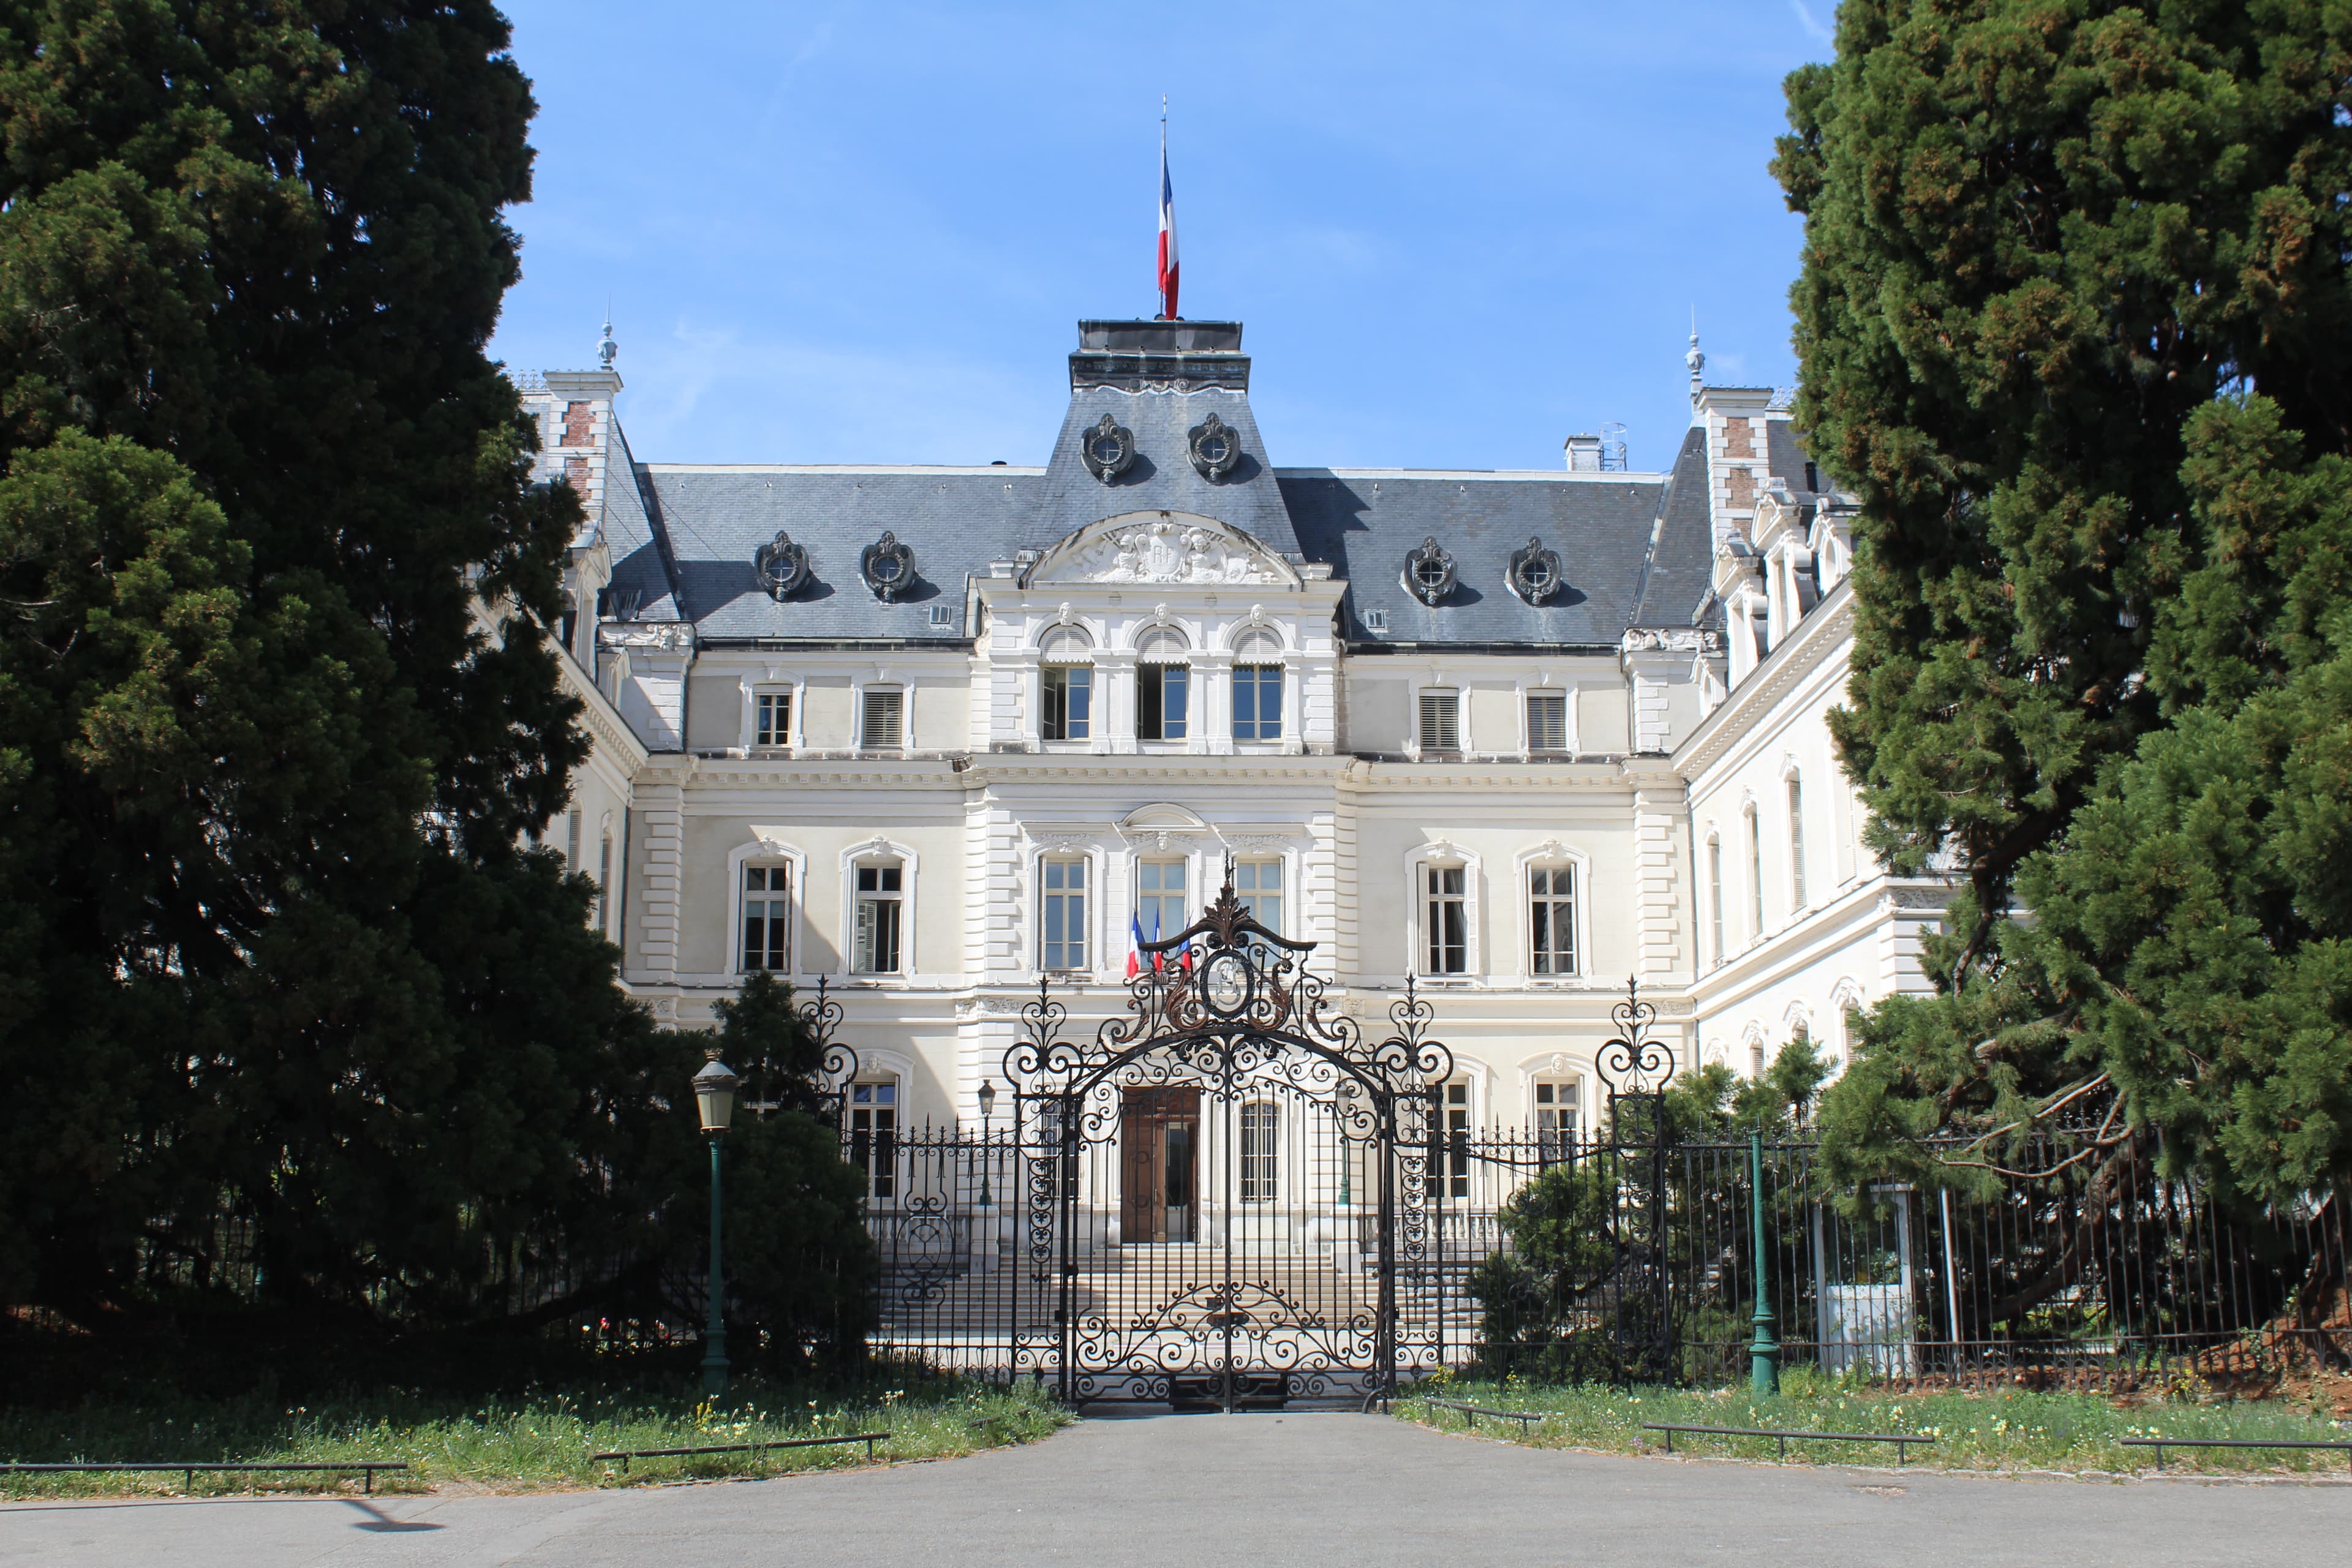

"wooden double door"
[1120,1087,1198,1243]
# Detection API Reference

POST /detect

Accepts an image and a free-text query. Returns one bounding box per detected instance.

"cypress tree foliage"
[1776,2,2352,1201]
[0,2,665,1325]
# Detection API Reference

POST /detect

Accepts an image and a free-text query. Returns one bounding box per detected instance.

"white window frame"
[1134,625,1193,745]
[839,839,918,982]
[1238,1099,1280,1202]
[846,1074,902,1202]
[1705,829,1726,969]
[1134,854,1191,951]
[1784,763,1809,913]
[595,813,615,939]
[1036,624,1097,747]
[1531,1077,1583,1159]
[748,681,797,750]
[1232,854,1285,937]
[1037,850,1097,976]
[1405,844,1482,981]
[1228,626,1290,748]
[729,839,807,978]
[1430,1077,1474,1199]
[1513,846,1589,982]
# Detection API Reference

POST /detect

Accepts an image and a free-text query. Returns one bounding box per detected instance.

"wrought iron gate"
[1006,880,1452,1408]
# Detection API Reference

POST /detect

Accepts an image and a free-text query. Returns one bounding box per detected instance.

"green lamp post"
[693,1050,740,1399]
[1748,1123,1781,1396]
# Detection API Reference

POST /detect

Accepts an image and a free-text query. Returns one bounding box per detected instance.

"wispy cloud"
[1788,0,1834,47]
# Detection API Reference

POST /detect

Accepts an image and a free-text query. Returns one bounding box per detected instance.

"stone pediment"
[1025,512,1298,589]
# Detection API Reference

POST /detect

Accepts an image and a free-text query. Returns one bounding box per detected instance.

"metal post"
[1748,1125,1780,1396]
[702,1134,729,1397]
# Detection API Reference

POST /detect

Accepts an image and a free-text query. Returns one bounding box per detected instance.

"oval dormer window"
[1082,413,1134,482]
[1188,413,1242,481]
[861,530,917,602]
[1507,536,1565,606]
[1403,535,1456,606]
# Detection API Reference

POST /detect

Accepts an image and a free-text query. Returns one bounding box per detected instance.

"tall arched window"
[1137,627,1191,741]
[1231,629,1284,742]
[1040,627,1093,742]
[1787,774,1808,911]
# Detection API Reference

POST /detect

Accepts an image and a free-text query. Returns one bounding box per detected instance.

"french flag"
[1156,113,1180,321]
[1127,913,1150,980]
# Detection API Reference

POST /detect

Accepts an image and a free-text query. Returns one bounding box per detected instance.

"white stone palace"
[524,316,1946,1155]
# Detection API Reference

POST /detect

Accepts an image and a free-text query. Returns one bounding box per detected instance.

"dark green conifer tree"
[0,1,682,1325]
[1774,1,2352,1202]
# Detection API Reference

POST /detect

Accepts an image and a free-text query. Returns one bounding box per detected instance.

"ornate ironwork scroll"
[1595,976,1677,1381]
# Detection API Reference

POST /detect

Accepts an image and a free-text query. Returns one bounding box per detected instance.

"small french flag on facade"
[1157,101,1180,321]
[1127,913,1148,980]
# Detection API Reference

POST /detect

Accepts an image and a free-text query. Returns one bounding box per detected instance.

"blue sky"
[488,2,1836,475]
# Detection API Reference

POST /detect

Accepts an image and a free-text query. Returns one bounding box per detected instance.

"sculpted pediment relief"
[1027,513,1297,589]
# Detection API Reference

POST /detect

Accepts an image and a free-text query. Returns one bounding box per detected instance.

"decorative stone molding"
[1619,627,1721,655]
[601,621,692,650]
[1057,516,1283,584]
[1080,413,1136,482]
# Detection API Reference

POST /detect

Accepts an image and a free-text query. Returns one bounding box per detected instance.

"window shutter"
[565,809,582,868]
[1419,691,1459,752]
[862,687,904,749]
[1527,692,1566,752]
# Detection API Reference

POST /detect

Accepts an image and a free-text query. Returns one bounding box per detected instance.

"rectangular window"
[1529,864,1577,975]
[1427,1081,1470,1199]
[1423,864,1467,974]
[1526,691,1567,753]
[1535,1081,1580,1163]
[755,690,791,748]
[566,807,582,868]
[1233,665,1283,741]
[861,686,904,750]
[596,833,612,938]
[1749,809,1765,937]
[1708,837,1725,967]
[1139,663,1189,741]
[1788,778,1808,911]
[741,864,790,972]
[1137,858,1187,946]
[1041,858,1088,971]
[1419,690,1460,753]
[848,1080,898,1199]
[1234,858,1282,935]
[853,861,903,974]
[1240,1101,1279,1202]
[1041,665,1092,741]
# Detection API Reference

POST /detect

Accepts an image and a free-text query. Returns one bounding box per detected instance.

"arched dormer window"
[1040,627,1093,742]
[1136,626,1191,741]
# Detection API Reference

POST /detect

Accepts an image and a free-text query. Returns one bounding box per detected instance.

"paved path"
[4,1410,2346,1567]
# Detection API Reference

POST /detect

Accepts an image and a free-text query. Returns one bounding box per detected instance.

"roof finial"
[598,303,617,371]
[1685,309,1705,404]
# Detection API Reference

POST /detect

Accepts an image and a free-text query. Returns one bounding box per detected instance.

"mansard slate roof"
[600,318,1734,649]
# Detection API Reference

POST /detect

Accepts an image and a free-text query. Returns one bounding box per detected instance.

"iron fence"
[858,1116,2351,1395]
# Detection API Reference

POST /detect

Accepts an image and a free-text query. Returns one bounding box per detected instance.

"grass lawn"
[0,1371,1069,1498]
[1398,1373,2352,1476]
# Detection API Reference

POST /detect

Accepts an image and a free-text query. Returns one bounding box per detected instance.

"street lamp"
[693,1049,739,1398]
[975,1079,997,1208]
[1748,1123,1781,1396]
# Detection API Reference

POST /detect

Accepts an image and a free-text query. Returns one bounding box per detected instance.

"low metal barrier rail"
[1420,1398,1547,1430]
[1641,1423,1932,1464]
[0,1460,407,1494]
[2120,1437,2352,1472]
[590,1431,889,1474]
